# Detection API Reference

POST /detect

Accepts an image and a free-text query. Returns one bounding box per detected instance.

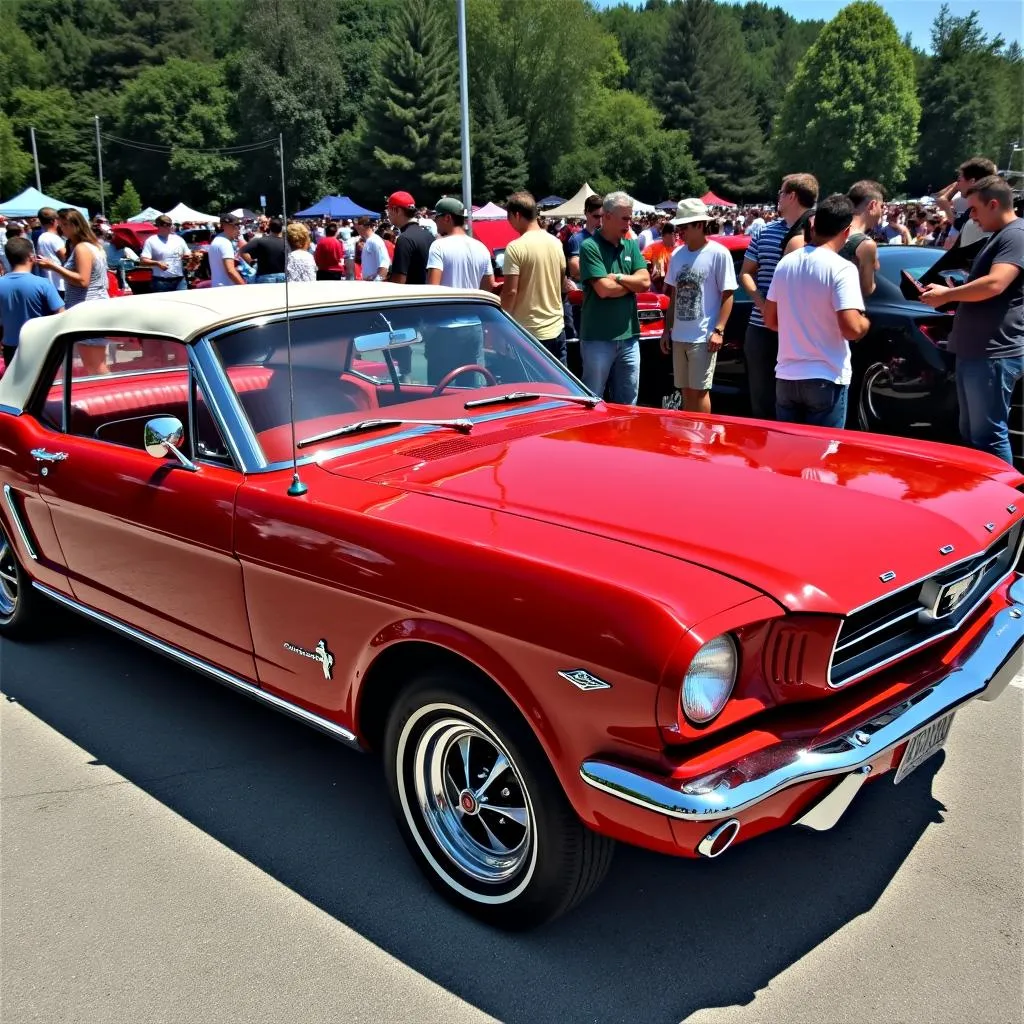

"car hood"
[330,409,1022,616]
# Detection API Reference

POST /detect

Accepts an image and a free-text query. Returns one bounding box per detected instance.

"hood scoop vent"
[405,420,557,461]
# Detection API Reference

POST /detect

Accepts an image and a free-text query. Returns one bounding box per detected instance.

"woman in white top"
[285,222,317,282]
[36,209,110,375]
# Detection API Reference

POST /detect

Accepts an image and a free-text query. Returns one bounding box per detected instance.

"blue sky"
[592,1,1022,51]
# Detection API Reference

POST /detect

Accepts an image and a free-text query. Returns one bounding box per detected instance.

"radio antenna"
[279,131,307,497]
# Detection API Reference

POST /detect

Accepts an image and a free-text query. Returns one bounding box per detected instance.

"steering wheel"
[430,364,498,397]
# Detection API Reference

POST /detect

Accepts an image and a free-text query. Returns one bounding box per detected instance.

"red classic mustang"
[0,283,1021,929]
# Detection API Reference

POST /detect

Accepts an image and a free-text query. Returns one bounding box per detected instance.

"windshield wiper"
[297,418,473,448]
[464,392,601,410]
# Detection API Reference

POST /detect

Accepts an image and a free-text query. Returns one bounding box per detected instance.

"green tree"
[912,7,1021,194]
[354,0,462,201]
[552,87,702,200]
[0,4,49,102]
[0,111,34,197]
[230,0,346,208]
[656,0,768,199]
[117,59,238,209]
[598,0,672,101]
[773,1,920,193]
[111,178,142,222]
[466,0,626,194]
[472,80,528,201]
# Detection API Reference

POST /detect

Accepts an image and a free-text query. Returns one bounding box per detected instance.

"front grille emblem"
[879,570,896,583]
[939,544,954,555]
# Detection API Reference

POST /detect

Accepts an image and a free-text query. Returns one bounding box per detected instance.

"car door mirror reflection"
[144,416,197,471]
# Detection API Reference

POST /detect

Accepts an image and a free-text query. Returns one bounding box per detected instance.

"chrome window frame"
[198,297,592,475]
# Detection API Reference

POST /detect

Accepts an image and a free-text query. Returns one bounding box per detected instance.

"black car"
[647,241,1023,470]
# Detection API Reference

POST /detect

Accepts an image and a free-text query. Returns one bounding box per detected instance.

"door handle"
[31,448,69,463]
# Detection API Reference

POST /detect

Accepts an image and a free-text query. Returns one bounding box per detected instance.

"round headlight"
[681,634,738,724]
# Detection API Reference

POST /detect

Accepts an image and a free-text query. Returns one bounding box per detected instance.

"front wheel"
[0,518,45,639]
[384,672,614,929]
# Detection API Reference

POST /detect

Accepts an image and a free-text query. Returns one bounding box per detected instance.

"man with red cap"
[386,191,433,287]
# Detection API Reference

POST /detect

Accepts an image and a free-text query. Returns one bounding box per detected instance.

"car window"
[875,248,944,290]
[211,301,586,462]
[34,336,232,464]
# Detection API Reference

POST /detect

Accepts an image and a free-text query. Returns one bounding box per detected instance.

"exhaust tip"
[697,818,740,858]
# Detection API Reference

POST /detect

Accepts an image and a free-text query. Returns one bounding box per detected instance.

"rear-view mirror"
[353,327,420,353]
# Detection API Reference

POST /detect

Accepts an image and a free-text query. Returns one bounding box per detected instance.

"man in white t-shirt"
[659,198,736,413]
[139,215,194,291]
[356,218,390,281]
[423,197,495,386]
[764,194,870,428]
[425,197,495,290]
[209,214,245,287]
[35,208,66,293]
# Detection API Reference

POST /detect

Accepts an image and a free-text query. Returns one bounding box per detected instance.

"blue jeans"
[151,275,186,292]
[776,378,849,428]
[255,272,286,284]
[956,355,1024,464]
[581,338,640,404]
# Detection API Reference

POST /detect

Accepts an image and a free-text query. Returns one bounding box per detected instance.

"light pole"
[457,0,473,234]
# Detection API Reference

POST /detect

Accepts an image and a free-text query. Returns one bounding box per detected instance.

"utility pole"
[94,115,106,220]
[29,127,41,192]
[457,0,473,234]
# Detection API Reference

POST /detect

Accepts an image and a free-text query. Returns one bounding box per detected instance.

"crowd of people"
[1,157,1020,463]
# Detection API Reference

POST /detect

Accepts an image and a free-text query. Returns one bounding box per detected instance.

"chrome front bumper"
[580,576,1024,823]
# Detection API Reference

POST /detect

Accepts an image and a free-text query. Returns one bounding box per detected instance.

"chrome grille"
[829,523,1023,688]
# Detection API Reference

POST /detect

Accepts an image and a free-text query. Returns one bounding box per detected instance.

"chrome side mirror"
[144,416,197,471]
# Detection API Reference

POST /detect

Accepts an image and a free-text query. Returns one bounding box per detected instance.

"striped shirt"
[746,218,791,328]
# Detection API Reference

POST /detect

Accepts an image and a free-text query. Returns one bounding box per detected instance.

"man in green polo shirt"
[578,191,651,404]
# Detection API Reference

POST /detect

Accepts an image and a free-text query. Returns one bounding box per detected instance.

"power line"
[98,132,278,155]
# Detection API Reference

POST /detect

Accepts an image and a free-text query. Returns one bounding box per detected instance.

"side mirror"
[144,416,196,471]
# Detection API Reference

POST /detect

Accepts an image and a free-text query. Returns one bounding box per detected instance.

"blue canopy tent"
[537,195,566,208]
[656,200,678,211]
[0,186,88,218]
[294,195,380,219]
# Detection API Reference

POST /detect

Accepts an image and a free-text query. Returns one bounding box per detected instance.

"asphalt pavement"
[1,607,1022,1024]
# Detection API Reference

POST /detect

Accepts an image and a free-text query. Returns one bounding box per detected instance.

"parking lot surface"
[2,612,1021,1024]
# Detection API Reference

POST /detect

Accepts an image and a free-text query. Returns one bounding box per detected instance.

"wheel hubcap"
[0,524,19,618]
[412,717,533,885]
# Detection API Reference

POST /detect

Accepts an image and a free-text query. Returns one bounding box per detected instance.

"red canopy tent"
[701,190,736,208]
[471,219,517,255]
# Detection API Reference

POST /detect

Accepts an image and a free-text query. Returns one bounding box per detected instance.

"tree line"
[0,0,1019,216]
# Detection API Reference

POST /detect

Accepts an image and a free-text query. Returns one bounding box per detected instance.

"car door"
[16,332,256,680]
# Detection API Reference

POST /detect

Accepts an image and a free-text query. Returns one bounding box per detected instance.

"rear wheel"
[0,520,44,639]
[856,362,892,433]
[384,671,614,929]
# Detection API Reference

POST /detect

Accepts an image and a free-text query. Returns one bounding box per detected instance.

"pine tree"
[0,111,33,197]
[111,179,143,223]
[655,0,768,199]
[773,1,920,193]
[355,0,461,202]
[472,80,527,202]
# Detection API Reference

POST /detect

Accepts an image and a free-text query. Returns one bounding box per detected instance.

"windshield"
[211,300,585,463]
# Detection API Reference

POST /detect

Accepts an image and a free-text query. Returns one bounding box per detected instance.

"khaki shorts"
[672,341,717,391]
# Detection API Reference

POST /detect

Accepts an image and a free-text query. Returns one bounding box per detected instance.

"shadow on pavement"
[1,612,948,1024]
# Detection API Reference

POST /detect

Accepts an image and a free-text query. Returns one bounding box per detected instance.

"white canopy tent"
[127,206,163,222]
[542,183,597,219]
[164,202,218,224]
[472,202,507,220]
[626,194,657,214]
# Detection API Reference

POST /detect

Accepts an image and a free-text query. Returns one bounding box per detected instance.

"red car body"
[1,283,1021,927]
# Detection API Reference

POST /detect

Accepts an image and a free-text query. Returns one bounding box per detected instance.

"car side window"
[34,336,233,465]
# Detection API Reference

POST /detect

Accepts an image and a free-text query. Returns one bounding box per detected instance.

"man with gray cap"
[426,197,494,291]
[660,198,736,413]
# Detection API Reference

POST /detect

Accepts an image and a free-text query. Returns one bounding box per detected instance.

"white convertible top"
[0,282,496,414]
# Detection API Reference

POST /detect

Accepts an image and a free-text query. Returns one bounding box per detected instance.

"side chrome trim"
[32,583,362,750]
[2,484,38,560]
[580,583,1024,822]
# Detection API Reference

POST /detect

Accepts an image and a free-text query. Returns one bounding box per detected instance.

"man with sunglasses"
[564,195,605,283]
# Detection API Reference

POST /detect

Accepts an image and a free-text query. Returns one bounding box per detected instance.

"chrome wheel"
[0,524,19,619]
[857,362,889,431]
[410,713,534,886]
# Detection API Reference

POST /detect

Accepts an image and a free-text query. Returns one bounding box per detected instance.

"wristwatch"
[614,273,623,284]
[711,327,724,337]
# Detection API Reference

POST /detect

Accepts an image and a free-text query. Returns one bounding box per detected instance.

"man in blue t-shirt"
[0,237,64,371]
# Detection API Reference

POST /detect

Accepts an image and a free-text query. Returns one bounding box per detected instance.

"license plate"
[893,711,955,784]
